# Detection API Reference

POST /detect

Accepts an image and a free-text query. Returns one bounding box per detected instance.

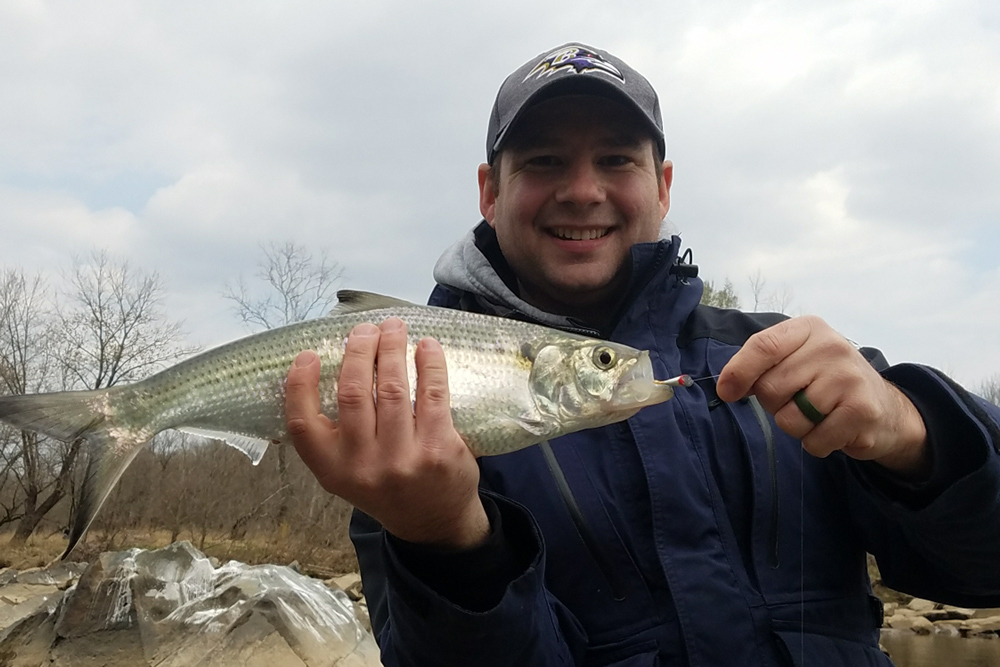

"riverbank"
[883,597,1000,638]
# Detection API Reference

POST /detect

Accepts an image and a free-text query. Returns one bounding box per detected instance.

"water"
[881,630,1000,667]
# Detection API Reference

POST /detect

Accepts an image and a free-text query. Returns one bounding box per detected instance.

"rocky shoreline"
[883,598,1000,638]
[0,543,381,667]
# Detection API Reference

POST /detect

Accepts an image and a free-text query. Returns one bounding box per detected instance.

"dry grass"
[1,533,69,570]
[1,528,359,577]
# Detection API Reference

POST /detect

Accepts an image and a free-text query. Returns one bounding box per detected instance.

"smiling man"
[285,44,1000,666]
[480,94,671,324]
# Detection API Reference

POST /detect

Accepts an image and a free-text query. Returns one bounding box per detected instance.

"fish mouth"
[611,352,675,408]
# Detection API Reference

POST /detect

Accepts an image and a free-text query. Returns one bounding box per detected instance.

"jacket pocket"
[773,629,893,667]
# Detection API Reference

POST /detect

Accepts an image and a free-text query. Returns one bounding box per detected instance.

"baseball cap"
[486,43,665,164]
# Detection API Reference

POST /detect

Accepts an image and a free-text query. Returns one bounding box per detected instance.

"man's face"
[478,95,672,316]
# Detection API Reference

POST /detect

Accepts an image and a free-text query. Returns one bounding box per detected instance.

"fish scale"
[0,290,677,558]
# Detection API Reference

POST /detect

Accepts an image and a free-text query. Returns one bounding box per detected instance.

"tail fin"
[0,388,149,559]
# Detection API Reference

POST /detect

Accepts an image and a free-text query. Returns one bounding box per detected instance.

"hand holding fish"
[285,318,491,550]
[715,315,930,479]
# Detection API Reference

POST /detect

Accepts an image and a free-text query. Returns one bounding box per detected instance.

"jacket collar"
[433,220,687,338]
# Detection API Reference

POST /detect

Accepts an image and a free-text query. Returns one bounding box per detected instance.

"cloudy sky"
[1,0,998,389]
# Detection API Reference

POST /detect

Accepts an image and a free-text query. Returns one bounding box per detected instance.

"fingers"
[716,317,813,402]
[285,350,338,489]
[336,323,380,451]
[413,337,457,446]
[374,318,415,446]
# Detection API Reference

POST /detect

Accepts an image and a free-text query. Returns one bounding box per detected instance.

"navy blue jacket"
[351,237,1000,666]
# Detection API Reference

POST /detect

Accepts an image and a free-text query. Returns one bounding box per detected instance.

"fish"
[0,291,677,558]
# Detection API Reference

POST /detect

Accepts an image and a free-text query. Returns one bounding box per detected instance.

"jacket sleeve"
[846,363,1000,607]
[349,490,587,667]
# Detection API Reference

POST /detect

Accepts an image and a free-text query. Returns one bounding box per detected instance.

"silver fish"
[0,291,677,558]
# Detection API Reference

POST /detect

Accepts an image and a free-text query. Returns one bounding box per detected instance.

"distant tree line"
[91,430,355,569]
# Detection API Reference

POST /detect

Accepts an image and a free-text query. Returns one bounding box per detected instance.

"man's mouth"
[549,227,611,241]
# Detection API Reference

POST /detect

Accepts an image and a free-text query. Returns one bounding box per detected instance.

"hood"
[433,218,683,331]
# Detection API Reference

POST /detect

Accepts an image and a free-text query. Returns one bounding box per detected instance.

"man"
[285,44,1000,666]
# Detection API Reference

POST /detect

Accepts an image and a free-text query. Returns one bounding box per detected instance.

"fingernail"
[294,350,318,368]
[380,318,403,333]
[352,323,378,337]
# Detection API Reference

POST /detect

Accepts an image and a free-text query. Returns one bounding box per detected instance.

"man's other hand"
[716,315,930,479]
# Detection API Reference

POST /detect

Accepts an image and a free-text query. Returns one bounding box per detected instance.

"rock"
[329,573,364,600]
[156,609,308,667]
[55,549,141,638]
[0,588,60,634]
[924,606,975,622]
[0,598,59,667]
[966,615,1000,635]
[0,569,18,587]
[48,628,146,666]
[886,613,934,633]
[0,584,60,607]
[15,562,87,589]
[911,616,934,634]
[934,622,961,637]
[973,608,1000,619]
[287,560,302,573]
[3,544,383,667]
[906,598,937,613]
[353,598,372,633]
[942,605,976,619]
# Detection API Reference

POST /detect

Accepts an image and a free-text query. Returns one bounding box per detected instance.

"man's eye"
[600,155,632,167]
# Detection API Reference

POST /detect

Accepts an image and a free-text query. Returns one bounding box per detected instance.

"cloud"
[0,0,997,387]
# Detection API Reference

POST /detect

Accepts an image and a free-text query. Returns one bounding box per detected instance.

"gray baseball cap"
[486,43,665,164]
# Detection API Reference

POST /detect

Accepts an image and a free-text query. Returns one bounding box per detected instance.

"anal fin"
[176,427,272,465]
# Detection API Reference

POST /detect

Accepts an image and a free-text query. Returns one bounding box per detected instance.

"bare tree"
[978,375,1000,407]
[748,269,766,313]
[54,250,193,390]
[223,242,344,529]
[5,252,192,544]
[223,242,345,331]
[745,269,793,315]
[0,269,68,543]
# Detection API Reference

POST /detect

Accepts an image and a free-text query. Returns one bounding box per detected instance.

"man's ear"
[659,160,673,218]
[478,163,497,226]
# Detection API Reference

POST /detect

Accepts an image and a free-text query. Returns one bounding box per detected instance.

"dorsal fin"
[331,290,418,315]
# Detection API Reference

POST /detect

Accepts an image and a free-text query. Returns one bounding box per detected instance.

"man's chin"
[541,278,620,308]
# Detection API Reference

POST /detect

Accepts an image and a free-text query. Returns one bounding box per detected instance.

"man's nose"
[555,160,606,206]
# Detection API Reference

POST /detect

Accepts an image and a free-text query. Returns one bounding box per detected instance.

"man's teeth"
[552,228,610,241]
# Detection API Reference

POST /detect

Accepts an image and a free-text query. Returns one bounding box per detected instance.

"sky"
[0,0,998,389]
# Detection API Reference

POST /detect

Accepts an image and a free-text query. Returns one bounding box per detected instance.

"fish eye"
[592,346,616,370]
